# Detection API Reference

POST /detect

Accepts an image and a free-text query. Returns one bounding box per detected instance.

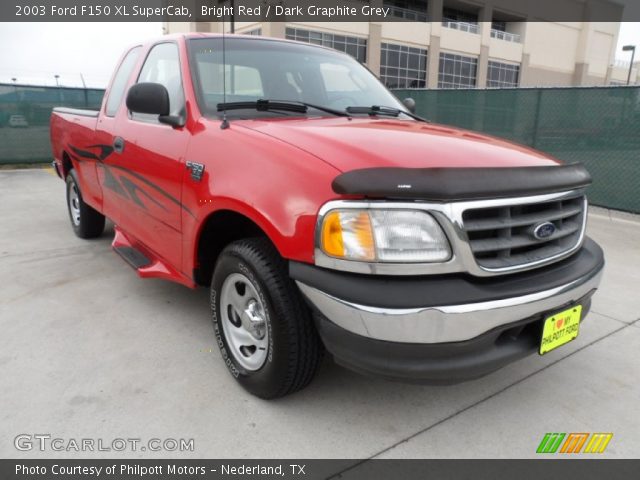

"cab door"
[108,42,190,270]
[94,45,143,224]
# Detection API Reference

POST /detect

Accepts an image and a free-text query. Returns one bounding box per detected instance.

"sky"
[0,22,638,88]
[0,23,162,87]
[617,22,640,62]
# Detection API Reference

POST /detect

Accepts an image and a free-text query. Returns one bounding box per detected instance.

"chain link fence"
[393,86,640,213]
[0,83,104,164]
[1,83,638,213]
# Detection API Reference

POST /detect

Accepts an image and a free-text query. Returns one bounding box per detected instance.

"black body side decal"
[67,143,195,218]
[120,177,168,212]
[87,144,115,160]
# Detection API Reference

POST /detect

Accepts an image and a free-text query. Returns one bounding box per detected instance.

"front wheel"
[210,238,323,399]
[66,169,105,239]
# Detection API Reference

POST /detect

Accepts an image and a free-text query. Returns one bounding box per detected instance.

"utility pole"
[79,73,89,107]
[11,77,18,101]
[622,45,636,85]
[230,0,235,33]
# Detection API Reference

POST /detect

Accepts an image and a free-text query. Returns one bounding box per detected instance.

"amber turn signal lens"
[321,211,345,258]
[321,210,376,261]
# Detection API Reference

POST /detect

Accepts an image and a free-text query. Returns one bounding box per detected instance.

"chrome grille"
[462,193,586,270]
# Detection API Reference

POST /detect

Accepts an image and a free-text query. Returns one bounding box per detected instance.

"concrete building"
[165,0,640,88]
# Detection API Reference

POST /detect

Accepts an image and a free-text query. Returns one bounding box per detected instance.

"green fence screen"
[1,83,638,213]
[393,86,640,213]
[0,83,104,164]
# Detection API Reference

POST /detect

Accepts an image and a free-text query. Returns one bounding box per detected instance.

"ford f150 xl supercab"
[50,34,604,399]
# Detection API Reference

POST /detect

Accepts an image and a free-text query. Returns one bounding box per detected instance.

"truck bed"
[50,107,100,166]
[52,107,99,118]
[50,106,103,209]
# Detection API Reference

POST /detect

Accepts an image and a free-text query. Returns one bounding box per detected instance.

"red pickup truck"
[51,34,604,398]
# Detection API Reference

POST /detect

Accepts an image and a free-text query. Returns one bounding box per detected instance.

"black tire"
[66,169,105,239]
[210,238,323,399]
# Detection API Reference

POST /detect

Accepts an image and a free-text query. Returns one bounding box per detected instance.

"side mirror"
[126,83,170,116]
[403,97,416,114]
[126,83,185,127]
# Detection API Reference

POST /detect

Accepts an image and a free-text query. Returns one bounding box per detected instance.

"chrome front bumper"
[296,263,603,345]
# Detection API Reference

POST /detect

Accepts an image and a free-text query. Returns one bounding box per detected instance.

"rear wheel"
[210,238,323,399]
[66,169,105,239]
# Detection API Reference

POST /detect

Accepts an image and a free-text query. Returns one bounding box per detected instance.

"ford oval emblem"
[533,222,556,240]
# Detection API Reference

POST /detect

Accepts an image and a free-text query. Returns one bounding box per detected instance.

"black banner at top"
[2,0,640,22]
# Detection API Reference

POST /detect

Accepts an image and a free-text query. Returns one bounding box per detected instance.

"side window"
[105,47,141,117]
[133,43,184,122]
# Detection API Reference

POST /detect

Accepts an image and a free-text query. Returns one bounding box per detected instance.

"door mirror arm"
[159,115,185,128]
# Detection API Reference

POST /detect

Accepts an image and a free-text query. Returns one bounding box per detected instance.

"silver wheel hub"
[220,273,269,371]
[69,182,81,226]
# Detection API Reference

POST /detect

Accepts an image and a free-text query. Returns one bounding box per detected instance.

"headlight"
[320,209,451,263]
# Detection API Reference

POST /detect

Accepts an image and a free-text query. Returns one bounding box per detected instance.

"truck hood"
[238,117,560,172]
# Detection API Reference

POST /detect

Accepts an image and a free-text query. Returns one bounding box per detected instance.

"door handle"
[113,137,125,154]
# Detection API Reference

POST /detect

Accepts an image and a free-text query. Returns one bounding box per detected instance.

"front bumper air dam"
[291,238,604,383]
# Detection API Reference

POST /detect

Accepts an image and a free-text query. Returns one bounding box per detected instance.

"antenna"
[220,8,230,130]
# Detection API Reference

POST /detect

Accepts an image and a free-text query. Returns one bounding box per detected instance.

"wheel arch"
[61,150,73,178]
[193,207,283,286]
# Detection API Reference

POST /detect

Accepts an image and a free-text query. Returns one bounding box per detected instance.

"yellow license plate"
[539,305,582,355]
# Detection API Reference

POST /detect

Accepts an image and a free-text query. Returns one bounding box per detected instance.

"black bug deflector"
[331,163,592,200]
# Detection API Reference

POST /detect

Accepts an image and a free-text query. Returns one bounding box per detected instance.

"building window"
[490,20,521,43]
[438,53,477,89]
[491,21,506,32]
[285,28,367,63]
[443,7,478,24]
[380,43,427,89]
[383,0,429,22]
[242,28,262,36]
[487,61,520,88]
[442,7,479,34]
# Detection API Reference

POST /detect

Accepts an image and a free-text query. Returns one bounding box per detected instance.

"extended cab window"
[105,47,141,117]
[133,42,184,122]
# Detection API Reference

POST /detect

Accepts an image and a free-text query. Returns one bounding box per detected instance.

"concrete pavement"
[0,169,638,461]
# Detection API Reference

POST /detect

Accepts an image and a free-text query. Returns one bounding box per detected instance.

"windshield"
[188,37,405,118]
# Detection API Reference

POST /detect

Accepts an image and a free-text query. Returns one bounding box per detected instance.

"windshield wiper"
[217,99,308,114]
[216,99,350,117]
[345,105,428,122]
[299,102,351,117]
